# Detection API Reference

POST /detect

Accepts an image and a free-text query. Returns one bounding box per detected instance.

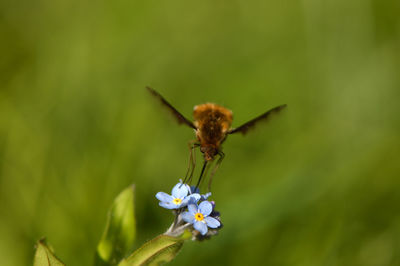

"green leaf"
[118,234,187,266]
[95,185,136,266]
[34,238,65,266]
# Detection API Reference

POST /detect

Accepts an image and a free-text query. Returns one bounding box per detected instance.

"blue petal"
[155,192,173,203]
[180,197,189,206]
[201,192,212,200]
[198,201,212,216]
[188,203,198,215]
[159,202,177,209]
[181,211,195,224]
[187,193,201,202]
[205,217,220,228]
[180,196,192,207]
[194,221,208,235]
[171,183,189,198]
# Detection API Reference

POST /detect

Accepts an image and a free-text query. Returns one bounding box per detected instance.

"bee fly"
[146,86,287,191]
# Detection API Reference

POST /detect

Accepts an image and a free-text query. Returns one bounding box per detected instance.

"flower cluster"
[156,181,221,238]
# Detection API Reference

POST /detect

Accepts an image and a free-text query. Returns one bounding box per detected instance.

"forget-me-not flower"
[156,182,200,209]
[181,201,221,235]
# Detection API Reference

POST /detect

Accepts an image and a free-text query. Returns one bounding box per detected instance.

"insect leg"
[207,151,225,192]
[182,140,199,186]
[195,160,208,191]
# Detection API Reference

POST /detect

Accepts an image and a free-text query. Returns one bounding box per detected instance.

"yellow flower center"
[172,198,182,205]
[194,212,204,221]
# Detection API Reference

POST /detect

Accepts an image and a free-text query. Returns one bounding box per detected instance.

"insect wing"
[146,86,196,129]
[228,104,287,135]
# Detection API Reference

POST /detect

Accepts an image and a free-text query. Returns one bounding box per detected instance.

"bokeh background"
[1,0,399,265]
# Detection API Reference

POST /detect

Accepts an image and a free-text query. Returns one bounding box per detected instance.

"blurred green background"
[1,0,399,265]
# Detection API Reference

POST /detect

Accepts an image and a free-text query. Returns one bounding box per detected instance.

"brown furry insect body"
[193,103,233,161]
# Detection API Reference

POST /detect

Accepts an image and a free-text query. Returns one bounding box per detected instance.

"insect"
[147,86,287,190]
